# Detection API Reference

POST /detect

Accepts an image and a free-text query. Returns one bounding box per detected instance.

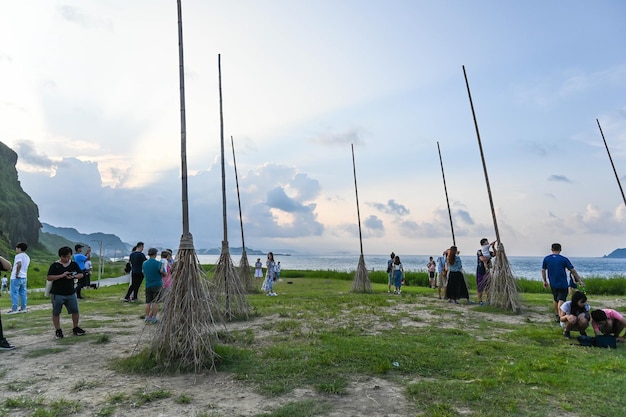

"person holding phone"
[47,246,86,339]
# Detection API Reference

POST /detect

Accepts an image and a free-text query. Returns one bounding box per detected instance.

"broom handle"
[218,54,228,245]
[351,144,364,255]
[597,119,626,207]
[231,136,246,250]
[177,0,192,243]
[437,141,456,246]
[463,65,501,243]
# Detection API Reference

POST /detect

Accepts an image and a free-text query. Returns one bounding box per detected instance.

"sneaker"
[144,317,152,324]
[270,292,278,296]
[151,317,158,324]
[479,301,484,306]
[18,308,27,313]
[266,293,271,296]
[72,326,86,336]
[55,329,64,339]
[6,309,18,315]
[123,298,130,302]
[0,338,15,350]
[563,330,571,339]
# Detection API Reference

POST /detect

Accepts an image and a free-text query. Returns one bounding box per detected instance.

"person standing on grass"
[559,290,590,339]
[47,246,86,339]
[275,261,282,281]
[254,258,263,279]
[261,252,277,296]
[541,243,584,323]
[387,252,395,293]
[392,255,405,295]
[476,238,495,306]
[124,242,147,302]
[160,250,173,292]
[143,248,164,324]
[73,244,87,299]
[0,255,15,350]
[444,246,468,304]
[8,242,30,314]
[591,309,626,342]
[436,249,448,300]
[427,257,436,289]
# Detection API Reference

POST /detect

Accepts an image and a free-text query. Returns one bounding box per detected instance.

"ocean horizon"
[197,253,626,281]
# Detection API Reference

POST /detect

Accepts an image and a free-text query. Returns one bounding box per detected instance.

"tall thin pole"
[351,144,364,255]
[177,0,193,248]
[437,141,456,246]
[597,118,626,207]
[218,54,228,246]
[463,65,500,243]
[231,136,245,250]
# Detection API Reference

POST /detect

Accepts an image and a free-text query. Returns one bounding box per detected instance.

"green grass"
[2,270,626,416]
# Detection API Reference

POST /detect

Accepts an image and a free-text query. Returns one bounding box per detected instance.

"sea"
[196,254,626,281]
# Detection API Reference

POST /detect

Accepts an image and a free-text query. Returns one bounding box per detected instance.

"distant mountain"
[41,223,130,256]
[603,248,626,258]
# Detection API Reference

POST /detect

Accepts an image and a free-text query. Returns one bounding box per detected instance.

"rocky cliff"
[0,141,41,250]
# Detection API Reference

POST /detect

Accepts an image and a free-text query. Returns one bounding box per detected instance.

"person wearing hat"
[73,244,88,299]
[0,255,15,350]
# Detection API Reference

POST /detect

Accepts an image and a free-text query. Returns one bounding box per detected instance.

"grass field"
[1,273,625,417]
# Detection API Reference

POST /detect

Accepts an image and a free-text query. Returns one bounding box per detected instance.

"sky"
[2,1,626,258]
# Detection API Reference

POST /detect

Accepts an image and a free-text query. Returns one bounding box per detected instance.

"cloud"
[369,199,410,217]
[14,140,54,171]
[548,175,572,183]
[309,128,364,146]
[56,5,112,30]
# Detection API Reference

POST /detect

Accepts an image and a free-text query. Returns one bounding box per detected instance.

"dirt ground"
[1,291,624,417]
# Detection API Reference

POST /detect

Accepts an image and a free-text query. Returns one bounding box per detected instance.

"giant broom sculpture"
[350,144,372,293]
[231,136,256,293]
[212,55,250,320]
[151,0,222,371]
[463,65,522,313]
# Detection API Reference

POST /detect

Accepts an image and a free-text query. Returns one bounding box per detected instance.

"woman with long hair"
[559,290,590,338]
[445,246,469,304]
[261,252,277,296]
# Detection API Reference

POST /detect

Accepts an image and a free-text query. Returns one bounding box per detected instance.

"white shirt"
[11,252,30,279]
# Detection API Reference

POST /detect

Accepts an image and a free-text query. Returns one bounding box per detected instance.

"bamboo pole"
[462,65,500,243]
[597,118,626,207]
[436,141,456,246]
[351,144,364,256]
[231,136,255,293]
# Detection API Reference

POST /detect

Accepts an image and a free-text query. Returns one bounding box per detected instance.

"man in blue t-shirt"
[73,244,87,299]
[541,243,584,323]
[142,248,164,324]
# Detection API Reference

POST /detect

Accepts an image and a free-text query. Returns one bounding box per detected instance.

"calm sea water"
[197,254,626,281]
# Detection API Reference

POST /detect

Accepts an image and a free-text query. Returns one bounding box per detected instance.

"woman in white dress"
[254,258,263,279]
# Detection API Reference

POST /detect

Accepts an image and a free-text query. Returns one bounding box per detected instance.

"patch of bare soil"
[1,293,623,416]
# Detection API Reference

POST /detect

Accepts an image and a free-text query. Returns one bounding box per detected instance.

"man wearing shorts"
[541,243,583,323]
[47,246,86,339]
[143,248,164,324]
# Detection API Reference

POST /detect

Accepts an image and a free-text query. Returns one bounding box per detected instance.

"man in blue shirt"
[73,244,87,299]
[541,243,584,323]
[142,248,164,324]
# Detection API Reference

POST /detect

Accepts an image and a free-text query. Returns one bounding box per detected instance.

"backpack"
[124,262,131,273]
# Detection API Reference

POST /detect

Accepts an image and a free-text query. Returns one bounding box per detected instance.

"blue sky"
[2,1,626,257]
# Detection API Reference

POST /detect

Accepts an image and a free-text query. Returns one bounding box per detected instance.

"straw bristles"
[238,251,258,294]
[151,248,222,372]
[484,243,523,313]
[213,247,250,321]
[351,254,372,293]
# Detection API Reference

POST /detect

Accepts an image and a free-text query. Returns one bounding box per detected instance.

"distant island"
[603,248,626,258]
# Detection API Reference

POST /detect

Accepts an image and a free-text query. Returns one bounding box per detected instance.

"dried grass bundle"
[238,251,258,294]
[213,244,250,320]
[351,254,372,293]
[151,247,223,372]
[484,243,522,313]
